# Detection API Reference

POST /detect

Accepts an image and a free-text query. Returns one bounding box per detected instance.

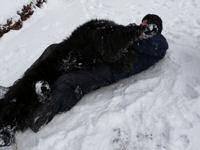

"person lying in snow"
[0,14,168,146]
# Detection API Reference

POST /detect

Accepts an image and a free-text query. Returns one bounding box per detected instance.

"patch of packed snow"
[0,0,200,150]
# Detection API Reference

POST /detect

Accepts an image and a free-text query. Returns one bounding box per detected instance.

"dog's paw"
[0,125,15,147]
[35,80,51,103]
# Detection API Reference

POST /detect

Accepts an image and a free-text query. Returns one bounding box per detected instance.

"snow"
[0,0,200,150]
[0,0,34,24]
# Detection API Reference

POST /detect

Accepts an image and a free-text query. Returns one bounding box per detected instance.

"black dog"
[0,19,147,146]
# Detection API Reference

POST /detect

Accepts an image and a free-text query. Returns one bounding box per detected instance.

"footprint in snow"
[112,128,129,150]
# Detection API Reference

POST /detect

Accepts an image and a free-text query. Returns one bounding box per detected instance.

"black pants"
[30,66,114,132]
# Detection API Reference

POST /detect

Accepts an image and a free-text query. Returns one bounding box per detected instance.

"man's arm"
[131,34,168,57]
[109,33,168,74]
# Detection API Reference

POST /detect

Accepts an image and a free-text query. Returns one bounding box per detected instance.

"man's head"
[141,14,163,33]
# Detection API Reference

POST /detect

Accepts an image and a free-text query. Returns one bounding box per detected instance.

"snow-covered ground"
[0,0,200,150]
[0,0,37,24]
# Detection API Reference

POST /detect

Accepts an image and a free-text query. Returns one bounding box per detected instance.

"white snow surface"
[0,0,36,24]
[0,0,200,150]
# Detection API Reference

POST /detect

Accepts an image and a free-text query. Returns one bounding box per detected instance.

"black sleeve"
[131,34,168,57]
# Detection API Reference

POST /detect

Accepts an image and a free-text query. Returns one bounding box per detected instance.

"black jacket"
[113,33,168,81]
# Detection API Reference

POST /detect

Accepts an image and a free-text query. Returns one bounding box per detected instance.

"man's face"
[140,19,148,26]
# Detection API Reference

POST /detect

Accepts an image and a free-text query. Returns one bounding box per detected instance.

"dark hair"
[142,14,163,33]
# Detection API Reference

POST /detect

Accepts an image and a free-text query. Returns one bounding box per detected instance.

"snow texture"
[0,86,7,99]
[0,0,37,24]
[0,0,200,150]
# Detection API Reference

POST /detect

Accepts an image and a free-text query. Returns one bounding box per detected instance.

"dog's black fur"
[0,19,145,146]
